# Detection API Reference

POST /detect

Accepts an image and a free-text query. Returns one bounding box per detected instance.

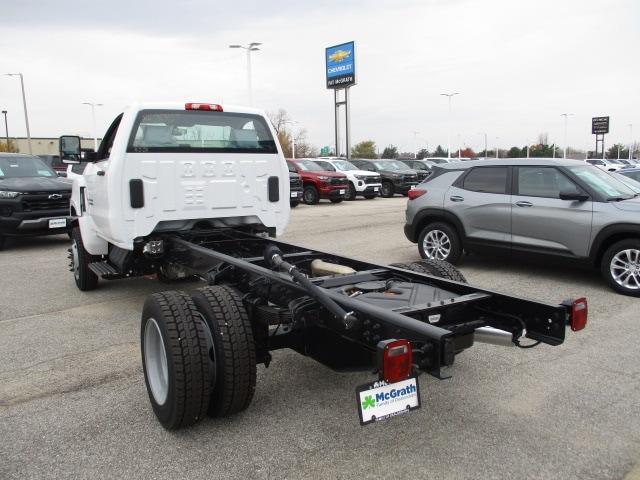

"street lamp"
[283,119,300,158]
[5,73,32,154]
[229,42,262,106]
[82,102,103,150]
[413,131,419,159]
[629,124,634,161]
[477,133,487,159]
[560,113,574,159]
[1,110,8,149]
[495,137,500,159]
[440,92,459,159]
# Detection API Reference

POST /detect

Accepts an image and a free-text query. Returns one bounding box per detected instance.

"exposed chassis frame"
[157,228,570,379]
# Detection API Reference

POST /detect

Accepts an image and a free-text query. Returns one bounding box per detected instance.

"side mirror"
[56,171,67,178]
[59,135,81,156]
[559,190,589,201]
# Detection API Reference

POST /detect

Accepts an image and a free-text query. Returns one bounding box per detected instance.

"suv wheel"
[380,181,394,198]
[345,183,356,201]
[303,185,319,205]
[601,239,640,296]
[418,222,463,265]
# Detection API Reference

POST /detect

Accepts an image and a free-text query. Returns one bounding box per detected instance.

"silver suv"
[404,158,640,296]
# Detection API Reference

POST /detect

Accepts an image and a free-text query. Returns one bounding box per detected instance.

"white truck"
[313,157,382,200]
[60,102,586,431]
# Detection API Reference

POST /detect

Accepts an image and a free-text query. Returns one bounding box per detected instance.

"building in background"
[9,137,100,155]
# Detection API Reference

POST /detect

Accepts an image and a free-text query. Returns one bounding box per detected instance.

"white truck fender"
[70,171,109,256]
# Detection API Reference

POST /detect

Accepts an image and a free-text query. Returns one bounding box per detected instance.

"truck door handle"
[96,170,105,176]
[515,201,533,207]
[450,195,464,202]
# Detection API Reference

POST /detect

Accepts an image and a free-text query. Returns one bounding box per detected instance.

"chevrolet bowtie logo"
[48,194,63,200]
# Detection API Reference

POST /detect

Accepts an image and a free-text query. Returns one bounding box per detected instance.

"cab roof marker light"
[185,103,223,112]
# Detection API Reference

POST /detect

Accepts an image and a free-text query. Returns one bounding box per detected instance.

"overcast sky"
[1,0,638,153]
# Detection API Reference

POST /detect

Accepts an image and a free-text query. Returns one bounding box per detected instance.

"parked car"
[289,171,303,207]
[0,153,72,249]
[313,158,381,200]
[586,158,621,172]
[400,159,437,180]
[404,157,640,296]
[350,159,419,197]
[287,159,348,204]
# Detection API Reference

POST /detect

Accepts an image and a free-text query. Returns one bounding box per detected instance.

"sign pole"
[345,87,351,160]
[334,89,340,156]
[326,41,356,159]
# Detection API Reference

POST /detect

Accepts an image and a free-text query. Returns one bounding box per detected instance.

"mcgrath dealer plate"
[49,218,67,229]
[356,376,420,425]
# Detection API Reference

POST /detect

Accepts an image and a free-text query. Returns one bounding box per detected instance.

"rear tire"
[601,239,640,297]
[345,183,357,201]
[380,181,394,198]
[390,260,467,283]
[191,285,257,417]
[417,222,463,265]
[141,291,211,430]
[303,185,319,205]
[70,227,98,291]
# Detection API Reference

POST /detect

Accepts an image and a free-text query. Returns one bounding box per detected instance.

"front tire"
[70,227,98,291]
[601,239,640,296]
[141,291,211,430]
[303,185,319,205]
[191,285,257,417]
[417,222,463,265]
[380,181,394,198]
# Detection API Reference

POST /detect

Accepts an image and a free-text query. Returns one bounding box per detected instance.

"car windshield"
[0,156,56,179]
[332,160,359,171]
[567,165,636,200]
[295,160,324,172]
[373,160,409,170]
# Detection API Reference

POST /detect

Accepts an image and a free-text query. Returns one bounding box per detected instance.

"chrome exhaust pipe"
[474,326,515,347]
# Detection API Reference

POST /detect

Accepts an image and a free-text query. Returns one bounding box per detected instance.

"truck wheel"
[418,222,463,265]
[345,183,356,201]
[380,181,394,198]
[601,239,640,296]
[390,260,467,283]
[290,201,300,208]
[70,227,98,291]
[330,198,344,204]
[191,285,257,418]
[363,193,376,199]
[0,235,5,250]
[141,291,211,430]
[303,185,319,205]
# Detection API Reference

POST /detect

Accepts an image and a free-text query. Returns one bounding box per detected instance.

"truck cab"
[61,102,290,289]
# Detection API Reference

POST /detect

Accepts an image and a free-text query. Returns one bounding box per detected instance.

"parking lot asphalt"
[1,196,639,480]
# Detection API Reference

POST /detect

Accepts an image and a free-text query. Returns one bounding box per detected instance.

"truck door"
[511,166,592,256]
[85,114,122,237]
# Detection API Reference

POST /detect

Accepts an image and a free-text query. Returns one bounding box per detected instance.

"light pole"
[560,113,574,159]
[1,110,8,149]
[5,73,32,154]
[413,131,419,159]
[82,102,103,150]
[283,119,299,158]
[629,124,634,161]
[495,137,500,159]
[477,133,487,159]
[440,92,459,159]
[229,42,261,106]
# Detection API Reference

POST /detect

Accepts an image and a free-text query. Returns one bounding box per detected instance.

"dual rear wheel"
[141,285,257,430]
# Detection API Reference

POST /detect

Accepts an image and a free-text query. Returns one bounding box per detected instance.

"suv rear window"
[462,167,508,194]
[128,110,277,154]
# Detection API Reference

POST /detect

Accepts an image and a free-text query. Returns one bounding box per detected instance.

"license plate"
[339,189,345,194]
[290,192,298,198]
[356,376,420,425]
[374,187,379,191]
[49,218,67,229]
[410,185,416,190]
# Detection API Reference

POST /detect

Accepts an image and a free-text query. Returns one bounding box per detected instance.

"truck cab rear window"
[127,110,277,154]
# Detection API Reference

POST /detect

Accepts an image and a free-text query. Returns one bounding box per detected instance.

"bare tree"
[537,132,549,145]
[267,109,291,134]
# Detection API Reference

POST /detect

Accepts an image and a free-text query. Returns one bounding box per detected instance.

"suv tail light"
[377,339,413,383]
[570,297,588,331]
[185,103,223,111]
[408,189,426,200]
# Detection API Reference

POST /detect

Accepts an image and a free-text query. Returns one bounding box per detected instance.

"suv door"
[445,166,511,244]
[511,166,592,256]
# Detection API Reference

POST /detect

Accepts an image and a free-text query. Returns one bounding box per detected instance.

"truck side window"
[97,113,123,160]
[462,167,508,194]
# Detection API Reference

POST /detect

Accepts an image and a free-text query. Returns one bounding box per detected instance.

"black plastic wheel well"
[415,213,465,242]
[592,232,640,266]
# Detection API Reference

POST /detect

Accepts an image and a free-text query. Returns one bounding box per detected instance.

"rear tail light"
[185,103,223,111]
[570,297,588,331]
[377,339,413,383]
[408,189,426,200]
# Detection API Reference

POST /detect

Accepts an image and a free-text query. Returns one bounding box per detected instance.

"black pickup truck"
[0,153,71,249]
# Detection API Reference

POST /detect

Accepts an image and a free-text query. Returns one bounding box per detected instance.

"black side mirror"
[59,135,81,156]
[559,190,589,201]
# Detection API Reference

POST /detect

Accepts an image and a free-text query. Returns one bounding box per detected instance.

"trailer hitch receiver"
[263,245,358,329]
